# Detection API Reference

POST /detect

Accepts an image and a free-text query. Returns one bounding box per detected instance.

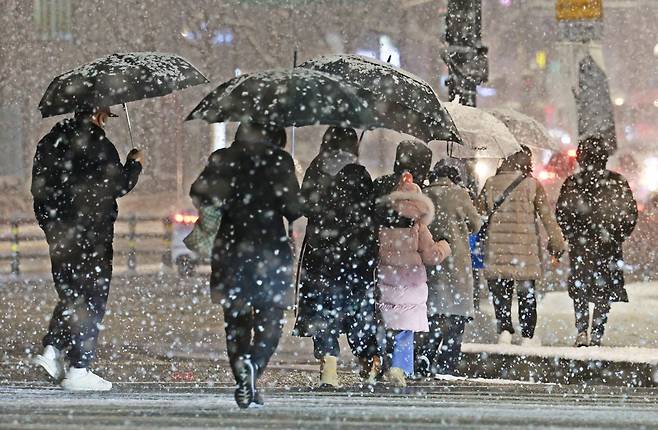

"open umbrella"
[186,68,373,128]
[486,108,561,152]
[299,54,461,143]
[39,52,209,145]
[442,102,521,159]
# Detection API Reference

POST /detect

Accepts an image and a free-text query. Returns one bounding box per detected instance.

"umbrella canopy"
[299,54,461,143]
[486,108,562,152]
[575,55,617,151]
[443,102,521,159]
[39,52,208,118]
[186,68,373,128]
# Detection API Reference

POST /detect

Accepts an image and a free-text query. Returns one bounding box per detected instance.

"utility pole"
[442,0,488,107]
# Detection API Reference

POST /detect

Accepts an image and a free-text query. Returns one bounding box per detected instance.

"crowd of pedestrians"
[29,113,638,410]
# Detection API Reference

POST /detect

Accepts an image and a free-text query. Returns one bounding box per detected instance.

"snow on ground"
[476,281,658,348]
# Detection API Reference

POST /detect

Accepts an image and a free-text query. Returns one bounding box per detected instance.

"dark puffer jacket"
[31,116,142,229]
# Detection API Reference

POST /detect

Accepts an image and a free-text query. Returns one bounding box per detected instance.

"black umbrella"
[299,54,461,143]
[39,52,208,117]
[186,68,374,128]
[574,55,617,151]
[39,52,208,147]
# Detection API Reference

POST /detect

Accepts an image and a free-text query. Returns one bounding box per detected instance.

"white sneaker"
[32,345,65,381]
[521,337,541,347]
[497,331,513,345]
[61,367,112,391]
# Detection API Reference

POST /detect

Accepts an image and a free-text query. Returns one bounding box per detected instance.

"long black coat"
[191,140,303,308]
[293,151,377,338]
[31,117,141,230]
[556,169,637,303]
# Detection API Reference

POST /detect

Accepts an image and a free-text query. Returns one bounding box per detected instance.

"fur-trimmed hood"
[380,190,435,225]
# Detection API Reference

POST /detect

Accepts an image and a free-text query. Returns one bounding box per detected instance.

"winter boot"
[360,356,382,385]
[319,355,340,388]
[497,331,512,345]
[575,331,589,347]
[384,367,407,388]
[32,345,65,381]
[60,367,112,391]
[234,357,256,409]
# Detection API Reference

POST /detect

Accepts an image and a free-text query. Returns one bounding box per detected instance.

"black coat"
[293,151,377,337]
[556,169,638,303]
[191,140,303,308]
[31,117,141,230]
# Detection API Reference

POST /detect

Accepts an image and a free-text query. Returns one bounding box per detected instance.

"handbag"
[470,173,527,267]
[183,205,223,259]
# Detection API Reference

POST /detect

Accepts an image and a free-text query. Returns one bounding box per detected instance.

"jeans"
[489,279,537,338]
[42,222,114,368]
[223,301,285,382]
[416,314,468,375]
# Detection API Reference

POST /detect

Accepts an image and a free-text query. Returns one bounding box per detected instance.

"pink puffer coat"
[377,186,451,332]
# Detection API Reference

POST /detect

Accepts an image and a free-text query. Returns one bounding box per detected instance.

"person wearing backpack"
[293,127,380,387]
[476,146,565,346]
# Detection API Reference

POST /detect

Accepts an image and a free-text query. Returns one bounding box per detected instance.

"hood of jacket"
[382,190,435,225]
[316,150,357,177]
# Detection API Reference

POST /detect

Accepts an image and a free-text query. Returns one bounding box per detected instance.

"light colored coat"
[423,178,481,318]
[477,171,565,281]
[377,189,451,332]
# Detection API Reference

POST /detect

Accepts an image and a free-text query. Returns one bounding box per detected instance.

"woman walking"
[416,161,481,376]
[477,146,565,346]
[190,123,303,408]
[293,127,379,387]
[376,172,451,386]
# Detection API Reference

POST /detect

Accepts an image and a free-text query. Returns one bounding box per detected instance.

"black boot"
[234,357,256,409]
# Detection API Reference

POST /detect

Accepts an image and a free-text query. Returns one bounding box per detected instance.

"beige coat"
[477,171,565,281]
[424,178,481,318]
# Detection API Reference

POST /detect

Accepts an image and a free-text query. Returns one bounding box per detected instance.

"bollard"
[10,220,20,277]
[162,217,172,266]
[127,215,137,272]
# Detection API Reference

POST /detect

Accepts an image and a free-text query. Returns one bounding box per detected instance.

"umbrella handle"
[122,103,135,149]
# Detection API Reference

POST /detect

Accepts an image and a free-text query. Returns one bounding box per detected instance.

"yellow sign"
[556,0,603,21]
[535,51,547,69]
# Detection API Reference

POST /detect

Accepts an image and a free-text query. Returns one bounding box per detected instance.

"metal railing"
[0,215,172,276]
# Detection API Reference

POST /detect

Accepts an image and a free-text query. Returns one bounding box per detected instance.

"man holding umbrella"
[31,106,143,391]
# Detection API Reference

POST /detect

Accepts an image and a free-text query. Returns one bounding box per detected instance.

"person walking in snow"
[556,137,637,347]
[190,123,303,408]
[477,146,565,346]
[31,107,143,391]
[293,127,380,387]
[416,161,481,376]
[376,172,451,387]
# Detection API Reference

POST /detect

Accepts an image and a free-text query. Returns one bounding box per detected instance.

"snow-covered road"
[1,382,658,429]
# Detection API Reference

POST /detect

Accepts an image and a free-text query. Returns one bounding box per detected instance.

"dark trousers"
[42,222,114,368]
[489,279,537,338]
[416,315,468,375]
[312,315,381,360]
[223,301,285,382]
[573,296,611,343]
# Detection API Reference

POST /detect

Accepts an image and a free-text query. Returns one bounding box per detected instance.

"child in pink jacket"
[377,172,451,386]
